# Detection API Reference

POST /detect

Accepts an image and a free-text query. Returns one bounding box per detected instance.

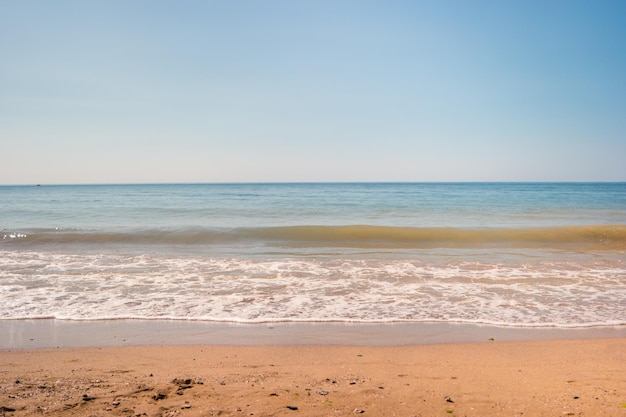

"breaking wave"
[3,224,626,250]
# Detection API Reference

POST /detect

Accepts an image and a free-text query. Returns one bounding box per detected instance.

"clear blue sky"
[1,0,625,184]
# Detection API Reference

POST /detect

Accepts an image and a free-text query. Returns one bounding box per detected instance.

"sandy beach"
[1,336,625,417]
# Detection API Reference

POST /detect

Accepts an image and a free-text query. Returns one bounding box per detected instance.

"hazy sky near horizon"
[1,1,625,184]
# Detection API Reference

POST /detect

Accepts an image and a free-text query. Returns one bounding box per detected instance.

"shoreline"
[2,319,625,349]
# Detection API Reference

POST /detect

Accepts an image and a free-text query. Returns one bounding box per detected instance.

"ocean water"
[1,182,625,327]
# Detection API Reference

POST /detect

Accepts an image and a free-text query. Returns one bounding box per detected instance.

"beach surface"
[3,320,626,349]
[1,328,625,416]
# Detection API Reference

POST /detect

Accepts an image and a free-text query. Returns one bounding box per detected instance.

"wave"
[249,224,626,250]
[3,224,626,250]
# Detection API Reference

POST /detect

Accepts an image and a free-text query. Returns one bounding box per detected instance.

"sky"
[1,0,625,184]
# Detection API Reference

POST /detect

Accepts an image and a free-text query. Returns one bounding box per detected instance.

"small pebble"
[316,390,329,396]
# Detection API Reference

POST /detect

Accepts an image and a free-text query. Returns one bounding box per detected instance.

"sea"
[1,182,625,328]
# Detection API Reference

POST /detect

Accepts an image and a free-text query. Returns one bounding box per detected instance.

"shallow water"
[1,183,625,327]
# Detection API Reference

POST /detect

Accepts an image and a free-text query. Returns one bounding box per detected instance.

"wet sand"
[2,319,626,349]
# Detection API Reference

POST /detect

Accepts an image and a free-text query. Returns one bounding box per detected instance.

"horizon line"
[2,180,625,187]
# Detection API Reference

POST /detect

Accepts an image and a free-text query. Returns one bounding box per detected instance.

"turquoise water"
[2,182,625,230]
[1,183,625,326]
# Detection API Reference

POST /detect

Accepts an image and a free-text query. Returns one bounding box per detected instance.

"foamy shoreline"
[2,319,625,349]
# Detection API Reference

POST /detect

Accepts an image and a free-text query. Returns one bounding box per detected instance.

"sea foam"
[1,250,624,327]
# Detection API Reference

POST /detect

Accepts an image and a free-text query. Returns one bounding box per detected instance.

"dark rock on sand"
[173,378,193,385]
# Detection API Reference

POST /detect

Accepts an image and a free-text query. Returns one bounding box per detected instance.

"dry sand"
[1,338,625,417]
